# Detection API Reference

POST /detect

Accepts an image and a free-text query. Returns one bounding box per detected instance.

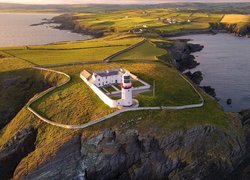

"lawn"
[112,41,167,61]
[104,85,117,93]
[132,80,144,88]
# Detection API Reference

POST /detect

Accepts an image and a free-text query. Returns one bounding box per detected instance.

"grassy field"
[29,62,200,126]
[0,56,33,73]
[71,10,226,35]
[221,14,250,24]
[112,40,167,61]
[2,35,142,65]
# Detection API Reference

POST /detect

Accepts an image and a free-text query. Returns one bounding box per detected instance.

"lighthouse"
[121,73,133,107]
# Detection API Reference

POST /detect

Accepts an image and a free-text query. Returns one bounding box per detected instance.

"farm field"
[2,35,143,65]
[221,14,250,24]
[112,40,167,61]
[72,10,225,34]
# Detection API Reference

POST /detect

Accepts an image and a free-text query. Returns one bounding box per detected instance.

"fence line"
[103,39,147,62]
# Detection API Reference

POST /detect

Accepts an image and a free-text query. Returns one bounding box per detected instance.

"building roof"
[93,69,123,77]
[81,70,91,79]
[97,70,120,77]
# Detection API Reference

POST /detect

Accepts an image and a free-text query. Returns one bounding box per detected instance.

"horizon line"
[1,1,250,5]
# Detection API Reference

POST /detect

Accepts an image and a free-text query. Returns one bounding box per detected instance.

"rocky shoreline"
[168,39,217,98]
[210,22,250,37]
[51,14,103,38]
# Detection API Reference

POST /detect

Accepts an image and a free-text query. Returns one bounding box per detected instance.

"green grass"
[28,61,200,125]
[112,41,167,61]
[69,10,227,36]
[3,35,142,65]
[0,56,33,73]
[132,80,144,88]
[104,85,117,93]
[114,84,122,90]
[31,74,115,125]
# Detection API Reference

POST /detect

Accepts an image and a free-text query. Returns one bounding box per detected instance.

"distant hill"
[0,2,250,13]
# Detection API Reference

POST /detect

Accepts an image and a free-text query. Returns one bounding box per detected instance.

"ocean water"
[175,34,250,112]
[0,13,91,47]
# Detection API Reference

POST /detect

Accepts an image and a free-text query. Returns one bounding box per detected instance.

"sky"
[1,0,250,4]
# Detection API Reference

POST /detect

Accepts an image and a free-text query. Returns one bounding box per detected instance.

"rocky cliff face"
[209,22,250,37]
[0,69,51,130]
[78,126,246,180]
[25,119,249,180]
[229,109,250,180]
[169,39,204,72]
[52,14,104,38]
[0,127,37,180]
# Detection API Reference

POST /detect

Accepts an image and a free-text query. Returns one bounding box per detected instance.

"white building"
[82,69,124,87]
[80,69,138,108]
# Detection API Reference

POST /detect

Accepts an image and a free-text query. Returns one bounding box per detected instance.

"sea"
[174,33,250,112]
[0,13,91,47]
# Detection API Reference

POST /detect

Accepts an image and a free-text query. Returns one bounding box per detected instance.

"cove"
[175,33,250,112]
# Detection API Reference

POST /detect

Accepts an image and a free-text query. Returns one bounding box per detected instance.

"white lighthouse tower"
[121,73,133,107]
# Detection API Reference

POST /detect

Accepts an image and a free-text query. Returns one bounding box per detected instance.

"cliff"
[52,14,104,38]
[22,115,249,180]
[0,127,37,180]
[210,22,250,37]
[168,39,204,72]
[0,68,68,130]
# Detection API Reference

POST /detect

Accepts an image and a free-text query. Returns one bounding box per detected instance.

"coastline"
[0,13,92,48]
[168,38,217,100]
[51,14,104,38]
[0,11,61,14]
[169,34,250,113]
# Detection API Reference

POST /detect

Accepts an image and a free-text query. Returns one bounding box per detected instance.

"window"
[124,79,130,83]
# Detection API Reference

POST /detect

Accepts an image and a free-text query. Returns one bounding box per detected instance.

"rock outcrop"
[184,71,203,85]
[169,39,204,72]
[209,22,250,37]
[22,123,248,180]
[77,126,246,180]
[227,109,250,180]
[0,127,37,180]
[200,86,216,98]
[25,135,82,180]
[52,14,104,38]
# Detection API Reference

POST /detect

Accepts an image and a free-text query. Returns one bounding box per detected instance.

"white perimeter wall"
[81,74,119,108]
